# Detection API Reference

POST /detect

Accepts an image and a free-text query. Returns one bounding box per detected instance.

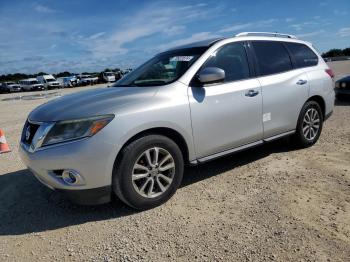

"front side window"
[114,47,207,87]
[252,41,293,76]
[285,42,318,68]
[203,42,250,82]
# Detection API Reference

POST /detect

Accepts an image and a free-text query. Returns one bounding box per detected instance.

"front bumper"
[335,88,350,96]
[48,84,61,89]
[33,85,45,91]
[9,87,21,92]
[19,133,117,205]
[57,186,111,205]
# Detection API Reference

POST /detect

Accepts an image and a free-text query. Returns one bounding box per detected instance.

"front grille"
[22,121,40,145]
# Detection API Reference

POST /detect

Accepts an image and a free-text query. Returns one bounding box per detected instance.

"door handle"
[296,79,307,85]
[245,89,259,97]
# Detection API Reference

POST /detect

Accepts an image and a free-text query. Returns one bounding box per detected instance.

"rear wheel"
[293,101,323,147]
[113,135,184,210]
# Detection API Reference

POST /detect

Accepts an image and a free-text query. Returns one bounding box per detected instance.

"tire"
[293,101,323,148]
[112,135,184,210]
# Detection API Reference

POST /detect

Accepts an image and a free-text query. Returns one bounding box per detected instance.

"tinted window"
[285,42,318,68]
[204,42,250,82]
[252,41,292,76]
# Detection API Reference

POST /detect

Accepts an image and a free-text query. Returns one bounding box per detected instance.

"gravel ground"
[0,66,349,261]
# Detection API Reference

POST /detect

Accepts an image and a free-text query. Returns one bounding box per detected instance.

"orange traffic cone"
[0,129,11,154]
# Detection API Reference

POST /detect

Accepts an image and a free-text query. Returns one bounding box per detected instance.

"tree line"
[321,47,350,58]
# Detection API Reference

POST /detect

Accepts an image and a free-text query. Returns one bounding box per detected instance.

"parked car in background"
[77,74,98,86]
[102,72,116,82]
[121,69,132,76]
[90,75,99,85]
[19,32,334,210]
[0,82,21,93]
[37,75,62,89]
[115,71,123,81]
[19,78,45,91]
[335,75,350,100]
[57,76,78,88]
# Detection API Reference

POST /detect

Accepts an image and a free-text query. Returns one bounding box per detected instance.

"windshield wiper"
[113,83,138,87]
[132,80,167,87]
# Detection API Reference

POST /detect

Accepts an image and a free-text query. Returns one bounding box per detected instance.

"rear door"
[250,41,309,138]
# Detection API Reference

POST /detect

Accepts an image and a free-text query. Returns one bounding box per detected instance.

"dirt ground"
[0,63,349,261]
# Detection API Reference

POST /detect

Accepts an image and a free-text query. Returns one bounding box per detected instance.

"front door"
[188,42,263,159]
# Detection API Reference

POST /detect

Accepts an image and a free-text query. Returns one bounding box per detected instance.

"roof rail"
[236,32,297,39]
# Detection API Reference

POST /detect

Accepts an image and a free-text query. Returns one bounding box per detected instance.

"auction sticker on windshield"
[170,56,194,62]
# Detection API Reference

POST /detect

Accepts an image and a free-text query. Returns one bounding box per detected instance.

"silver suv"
[19,32,335,210]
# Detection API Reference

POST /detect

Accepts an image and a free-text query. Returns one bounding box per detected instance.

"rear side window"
[204,42,250,82]
[285,42,318,68]
[252,41,292,76]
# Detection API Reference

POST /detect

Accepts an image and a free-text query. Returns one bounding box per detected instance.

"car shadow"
[0,138,296,236]
[181,138,294,187]
[0,170,135,236]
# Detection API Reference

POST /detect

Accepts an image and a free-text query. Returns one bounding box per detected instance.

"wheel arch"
[114,127,190,168]
[306,95,325,119]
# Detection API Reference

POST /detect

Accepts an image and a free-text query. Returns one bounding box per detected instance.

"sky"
[0,0,349,74]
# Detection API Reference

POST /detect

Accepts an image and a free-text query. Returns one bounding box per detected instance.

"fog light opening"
[62,170,79,185]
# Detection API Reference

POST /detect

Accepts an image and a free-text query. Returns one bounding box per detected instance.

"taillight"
[325,69,335,79]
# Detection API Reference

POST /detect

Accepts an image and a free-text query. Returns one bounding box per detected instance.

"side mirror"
[198,67,225,84]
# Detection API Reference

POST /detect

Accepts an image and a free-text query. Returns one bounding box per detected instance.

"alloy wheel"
[131,147,175,198]
[302,108,320,141]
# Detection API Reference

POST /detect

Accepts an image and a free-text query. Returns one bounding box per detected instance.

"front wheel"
[113,135,184,210]
[293,101,323,148]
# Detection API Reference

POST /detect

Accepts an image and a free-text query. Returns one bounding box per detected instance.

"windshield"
[30,80,39,85]
[113,47,207,87]
[105,72,114,76]
[6,82,15,85]
[46,78,56,82]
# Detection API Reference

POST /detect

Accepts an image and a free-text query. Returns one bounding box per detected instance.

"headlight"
[341,82,346,88]
[42,115,114,146]
[335,82,340,88]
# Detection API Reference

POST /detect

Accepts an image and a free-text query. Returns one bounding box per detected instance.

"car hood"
[29,86,158,122]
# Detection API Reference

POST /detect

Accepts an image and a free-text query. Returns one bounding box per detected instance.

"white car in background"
[19,78,45,91]
[77,74,99,86]
[57,76,78,88]
[0,82,22,93]
[37,75,61,89]
[102,72,116,82]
